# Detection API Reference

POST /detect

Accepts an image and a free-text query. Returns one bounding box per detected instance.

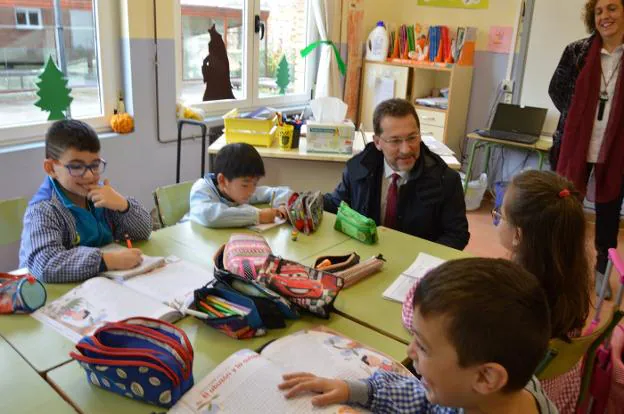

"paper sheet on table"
[382,253,446,303]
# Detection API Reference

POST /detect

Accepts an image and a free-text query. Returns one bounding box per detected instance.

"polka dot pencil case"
[70,317,194,408]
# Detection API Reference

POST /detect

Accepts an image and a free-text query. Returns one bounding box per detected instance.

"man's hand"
[258,208,280,224]
[87,179,129,211]
[278,372,350,407]
[102,249,143,270]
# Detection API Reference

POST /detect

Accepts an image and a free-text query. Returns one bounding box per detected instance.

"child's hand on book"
[278,372,349,407]
[102,249,143,270]
[258,208,281,224]
[87,179,129,212]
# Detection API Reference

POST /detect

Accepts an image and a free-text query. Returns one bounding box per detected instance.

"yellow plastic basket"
[225,126,277,147]
[223,108,277,134]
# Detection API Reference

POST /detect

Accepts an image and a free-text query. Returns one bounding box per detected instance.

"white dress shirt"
[589,45,624,163]
[380,158,407,225]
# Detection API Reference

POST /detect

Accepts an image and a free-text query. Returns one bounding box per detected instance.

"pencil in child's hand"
[124,233,132,249]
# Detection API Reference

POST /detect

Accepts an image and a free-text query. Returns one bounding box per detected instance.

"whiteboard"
[520,0,588,134]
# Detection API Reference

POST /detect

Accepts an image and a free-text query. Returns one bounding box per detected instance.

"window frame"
[15,7,43,30]
[174,0,318,116]
[1,1,121,147]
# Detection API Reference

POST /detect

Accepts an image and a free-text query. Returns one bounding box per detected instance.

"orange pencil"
[124,233,132,249]
[199,300,225,317]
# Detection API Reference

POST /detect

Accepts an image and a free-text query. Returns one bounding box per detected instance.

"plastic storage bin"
[223,108,277,147]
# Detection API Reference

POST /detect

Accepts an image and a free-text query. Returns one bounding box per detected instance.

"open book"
[382,253,445,303]
[170,327,411,413]
[99,244,166,280]
[32,258,214,343]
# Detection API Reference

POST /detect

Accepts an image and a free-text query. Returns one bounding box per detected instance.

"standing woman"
[550,0,624,298]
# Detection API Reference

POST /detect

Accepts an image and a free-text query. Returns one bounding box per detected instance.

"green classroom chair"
[153,181,194,228]
[0,197,27,245]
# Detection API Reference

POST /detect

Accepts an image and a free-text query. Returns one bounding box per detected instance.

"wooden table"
[208,133,460,193]
[463,132,553,192]
[46,314,407,414]
[0,336,75,413]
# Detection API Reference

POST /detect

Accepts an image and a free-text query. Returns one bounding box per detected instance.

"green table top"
[0,231,215,374]
[159,213,350,263]
[0,336,75,413]
[47,314,407,414]
[300,227,469,344]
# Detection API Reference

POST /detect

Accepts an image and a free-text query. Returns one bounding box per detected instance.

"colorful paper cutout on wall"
[417,0,489,9]
[202,25,235,102]
[275,55,291,95]
[35,56,73,120]
[487,26,513,54]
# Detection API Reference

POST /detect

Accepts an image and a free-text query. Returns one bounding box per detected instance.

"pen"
[124,233,132,249]
[270,191,276,208]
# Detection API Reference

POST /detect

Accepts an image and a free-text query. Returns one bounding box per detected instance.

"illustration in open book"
[41,296,107,337]
[170,328,410,413]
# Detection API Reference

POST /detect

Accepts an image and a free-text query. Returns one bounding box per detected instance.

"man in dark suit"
[324,99,469,250]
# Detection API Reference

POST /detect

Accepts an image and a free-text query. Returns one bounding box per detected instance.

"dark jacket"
[324,142,469,250]
[549,35,594,169]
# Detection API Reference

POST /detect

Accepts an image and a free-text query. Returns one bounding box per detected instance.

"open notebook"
[169,327,411,413]
[382,253,445,303]
[99,244,166,280]
[32,258,214,343]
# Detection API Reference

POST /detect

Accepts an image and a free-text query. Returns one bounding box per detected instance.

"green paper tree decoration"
[275,55,290,95]
[35,56,73,120]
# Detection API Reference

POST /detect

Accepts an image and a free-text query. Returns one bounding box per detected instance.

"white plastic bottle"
[366,21,389,61]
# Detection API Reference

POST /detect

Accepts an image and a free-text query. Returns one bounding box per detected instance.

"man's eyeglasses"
[491,207,503,226]
[380,135,421,148]
[59,158,107,177]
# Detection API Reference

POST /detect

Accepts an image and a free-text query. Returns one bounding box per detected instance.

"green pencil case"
[334,201,378,244]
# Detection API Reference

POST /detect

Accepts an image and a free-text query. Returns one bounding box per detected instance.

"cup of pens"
[278,124,294,150]
[285,118,302,149]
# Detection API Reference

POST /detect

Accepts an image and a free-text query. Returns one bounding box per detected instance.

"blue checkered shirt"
[361,371,459,413]
[19,189,152,283]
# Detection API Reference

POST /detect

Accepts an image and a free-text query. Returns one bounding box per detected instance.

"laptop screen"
[490,103,548,136]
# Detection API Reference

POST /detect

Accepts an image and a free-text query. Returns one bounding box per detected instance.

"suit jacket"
[324,143,469,250]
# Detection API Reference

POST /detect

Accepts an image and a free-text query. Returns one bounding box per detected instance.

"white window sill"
[0,130,122,155]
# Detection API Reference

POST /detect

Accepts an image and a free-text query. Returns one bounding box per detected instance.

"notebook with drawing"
[32,258,214,343]
[169,327,411,413]
[382,253,446,303]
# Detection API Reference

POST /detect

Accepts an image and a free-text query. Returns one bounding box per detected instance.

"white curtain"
[311,0,343,99]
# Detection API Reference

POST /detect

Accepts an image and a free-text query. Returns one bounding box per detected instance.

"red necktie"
[384,173,400,229]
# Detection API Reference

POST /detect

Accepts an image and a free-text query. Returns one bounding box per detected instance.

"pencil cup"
[278,124,294,150]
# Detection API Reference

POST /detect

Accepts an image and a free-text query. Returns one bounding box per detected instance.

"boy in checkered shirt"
[19,119,152,283]
[279,258,558,414]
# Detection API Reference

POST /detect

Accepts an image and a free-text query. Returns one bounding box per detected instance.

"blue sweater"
[188,174,291,228]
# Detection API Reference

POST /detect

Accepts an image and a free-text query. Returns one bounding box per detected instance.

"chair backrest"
[536,315,613,381]
[153,181,194,228]
[0,197,27,245]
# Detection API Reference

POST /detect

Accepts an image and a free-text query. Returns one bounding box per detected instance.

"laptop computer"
[475,103,548,145]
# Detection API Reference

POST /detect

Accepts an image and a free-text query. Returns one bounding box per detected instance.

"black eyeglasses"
[59,158,107,177]
[491,207,503,226]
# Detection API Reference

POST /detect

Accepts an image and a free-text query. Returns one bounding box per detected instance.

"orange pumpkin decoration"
[110,110,134,134]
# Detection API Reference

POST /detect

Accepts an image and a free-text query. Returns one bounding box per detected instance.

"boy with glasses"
[19,119,152,283]
[324,99,469,250]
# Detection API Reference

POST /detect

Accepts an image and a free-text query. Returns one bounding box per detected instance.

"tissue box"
[306,121,355,154]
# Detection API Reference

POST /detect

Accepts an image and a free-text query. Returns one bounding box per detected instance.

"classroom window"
[0,1,120,146]
[178,0,315,114]
[15,8,43,29]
